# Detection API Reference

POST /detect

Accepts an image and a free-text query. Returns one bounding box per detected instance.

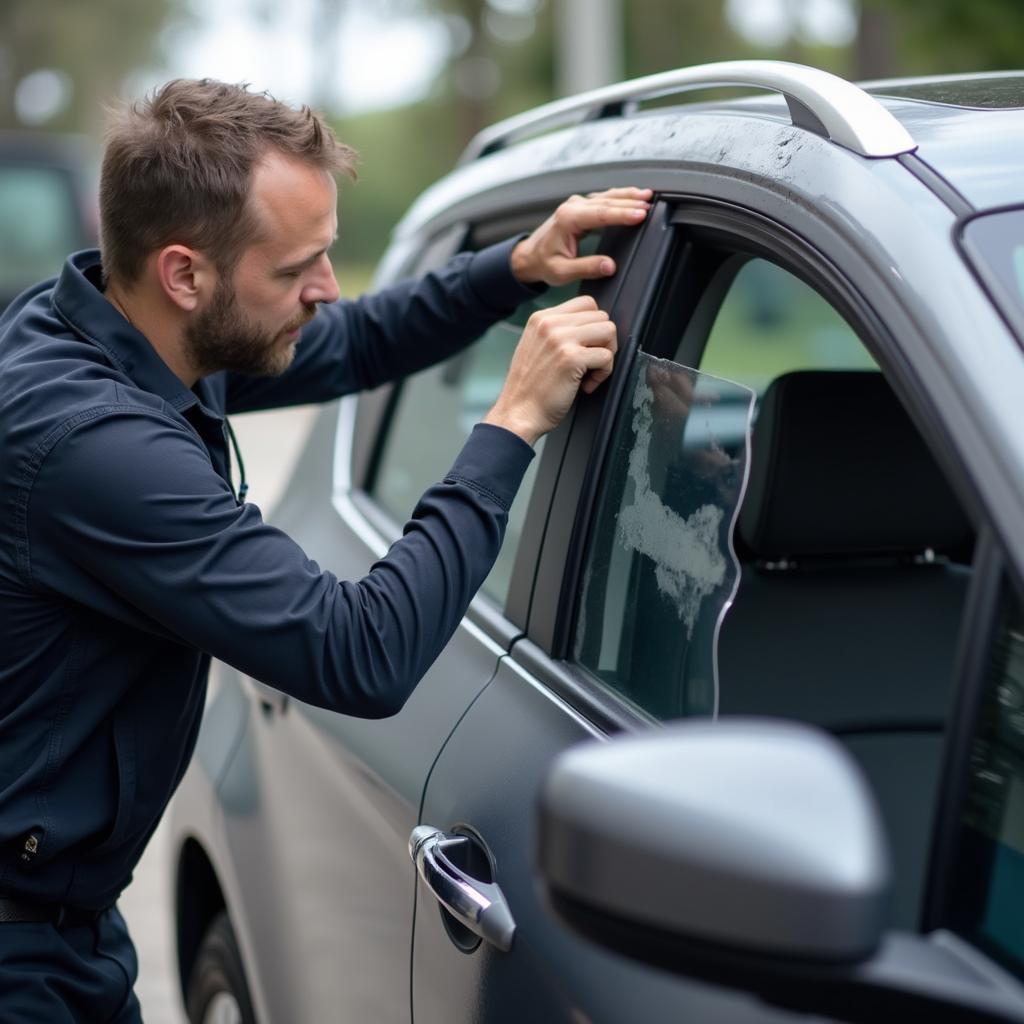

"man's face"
[186,150,340,378]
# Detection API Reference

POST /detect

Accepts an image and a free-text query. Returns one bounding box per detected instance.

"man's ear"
[155,245,216,312]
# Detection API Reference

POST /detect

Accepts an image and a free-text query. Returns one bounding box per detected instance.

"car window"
[573,241,975,934]
[698,257,876,392]
[572,256,876,720]
[0,165,80,298]
[573,354,754,718]
[948,578,1024,979]
[371,256,591,608]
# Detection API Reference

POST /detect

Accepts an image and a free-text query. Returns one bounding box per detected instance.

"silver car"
[169,60,1024,1023]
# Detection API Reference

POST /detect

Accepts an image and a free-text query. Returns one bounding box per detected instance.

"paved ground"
[119,403,319,1024]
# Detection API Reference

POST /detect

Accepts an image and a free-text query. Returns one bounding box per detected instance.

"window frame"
[515,193,987,733]
[517,192,1024,965]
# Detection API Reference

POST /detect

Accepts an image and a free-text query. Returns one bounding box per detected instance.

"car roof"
[394,64,1024,240]
[692,82,1024,210]
[867,94,1024,210]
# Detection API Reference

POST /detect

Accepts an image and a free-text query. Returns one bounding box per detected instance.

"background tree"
[0,0,188,134]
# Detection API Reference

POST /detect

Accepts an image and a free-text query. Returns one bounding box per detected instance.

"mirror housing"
[537,718,890,963]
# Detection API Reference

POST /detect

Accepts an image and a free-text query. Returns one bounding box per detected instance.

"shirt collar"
[51,249,217,418]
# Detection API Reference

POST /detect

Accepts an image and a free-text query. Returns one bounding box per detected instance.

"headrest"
[738,371,972,559]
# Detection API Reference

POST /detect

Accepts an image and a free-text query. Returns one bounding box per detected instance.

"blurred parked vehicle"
[0,132,96,310]
[169,61,1024,1023]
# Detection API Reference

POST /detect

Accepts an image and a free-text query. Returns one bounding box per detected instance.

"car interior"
[717,369,974,929]
[693,255,977,932]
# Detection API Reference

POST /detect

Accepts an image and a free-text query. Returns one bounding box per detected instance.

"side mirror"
[536,720,1024,1023]
[537,719,890,964]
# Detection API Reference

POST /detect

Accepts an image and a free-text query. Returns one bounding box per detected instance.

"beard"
[185,279,315,378]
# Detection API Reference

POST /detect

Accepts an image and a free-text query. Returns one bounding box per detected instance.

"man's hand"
[510,187,653,287]
[484,296,617,446]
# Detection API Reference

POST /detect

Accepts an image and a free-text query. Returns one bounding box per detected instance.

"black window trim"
[923,526,1005,933]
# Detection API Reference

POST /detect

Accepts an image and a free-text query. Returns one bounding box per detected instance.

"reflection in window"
[574,353,753,719]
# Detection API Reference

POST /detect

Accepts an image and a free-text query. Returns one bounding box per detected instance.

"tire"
[185,910,257,1024]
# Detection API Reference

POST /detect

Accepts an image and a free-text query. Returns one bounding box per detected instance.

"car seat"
[717,370,974,929]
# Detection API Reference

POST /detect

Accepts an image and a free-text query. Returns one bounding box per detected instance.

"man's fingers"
[539,308,610,327]
[585,187,653,200]
[559,200,650,233]
[564,320,617,349]
[547,254,617,282]
[577,347,615,394]
[543,294,599,315]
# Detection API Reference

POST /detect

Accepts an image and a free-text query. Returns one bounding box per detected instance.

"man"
[0,79,651,1021]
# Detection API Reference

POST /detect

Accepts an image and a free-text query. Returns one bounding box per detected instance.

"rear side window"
[370,269,588,608]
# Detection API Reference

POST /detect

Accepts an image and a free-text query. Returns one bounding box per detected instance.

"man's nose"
[302,253,341,306]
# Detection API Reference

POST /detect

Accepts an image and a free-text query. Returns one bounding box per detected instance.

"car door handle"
[409,825,516,952]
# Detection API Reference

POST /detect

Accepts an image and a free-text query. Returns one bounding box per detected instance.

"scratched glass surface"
[574,353,754,720]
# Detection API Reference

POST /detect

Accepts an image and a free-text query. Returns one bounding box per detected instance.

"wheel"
[185,910,257,1024]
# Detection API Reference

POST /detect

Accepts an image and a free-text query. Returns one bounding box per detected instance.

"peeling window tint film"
[949,583,1024,978]
[574,353,754,719]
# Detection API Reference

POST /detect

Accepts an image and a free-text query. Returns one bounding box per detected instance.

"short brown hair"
[99,79,357,284]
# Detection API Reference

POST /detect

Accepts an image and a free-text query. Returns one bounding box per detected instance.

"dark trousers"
[0,905,141,1022]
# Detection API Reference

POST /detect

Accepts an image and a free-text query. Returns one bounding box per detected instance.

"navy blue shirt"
[0,242,536,909]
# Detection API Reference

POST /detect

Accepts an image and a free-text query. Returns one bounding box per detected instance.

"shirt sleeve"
[224,236,542,414]
[26,409,534,718]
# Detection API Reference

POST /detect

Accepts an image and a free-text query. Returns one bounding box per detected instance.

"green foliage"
[0,0,190,133]
[331,98,464,265]
[871,0,1024,73]
[6,0,1022,267]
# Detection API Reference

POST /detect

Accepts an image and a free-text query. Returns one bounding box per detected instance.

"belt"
[0,896,108,928]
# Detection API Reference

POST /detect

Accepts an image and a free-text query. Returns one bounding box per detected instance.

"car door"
[410,196,1000,1021]
[412,201,795,1023]
[214,207,612,1023]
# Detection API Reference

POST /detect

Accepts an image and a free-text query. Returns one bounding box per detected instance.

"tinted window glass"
[574,353,753,718]
[0,166,80,297]
[960,209,1024,340]
[697,258,875,392]
[949,582,1024,978]
[372,276,582,608]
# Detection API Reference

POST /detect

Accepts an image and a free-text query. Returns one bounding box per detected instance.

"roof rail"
[459,60,917,164]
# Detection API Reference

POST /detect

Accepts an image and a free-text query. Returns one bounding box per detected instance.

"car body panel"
[173,399,518,1022]
[413,656,808,1023]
